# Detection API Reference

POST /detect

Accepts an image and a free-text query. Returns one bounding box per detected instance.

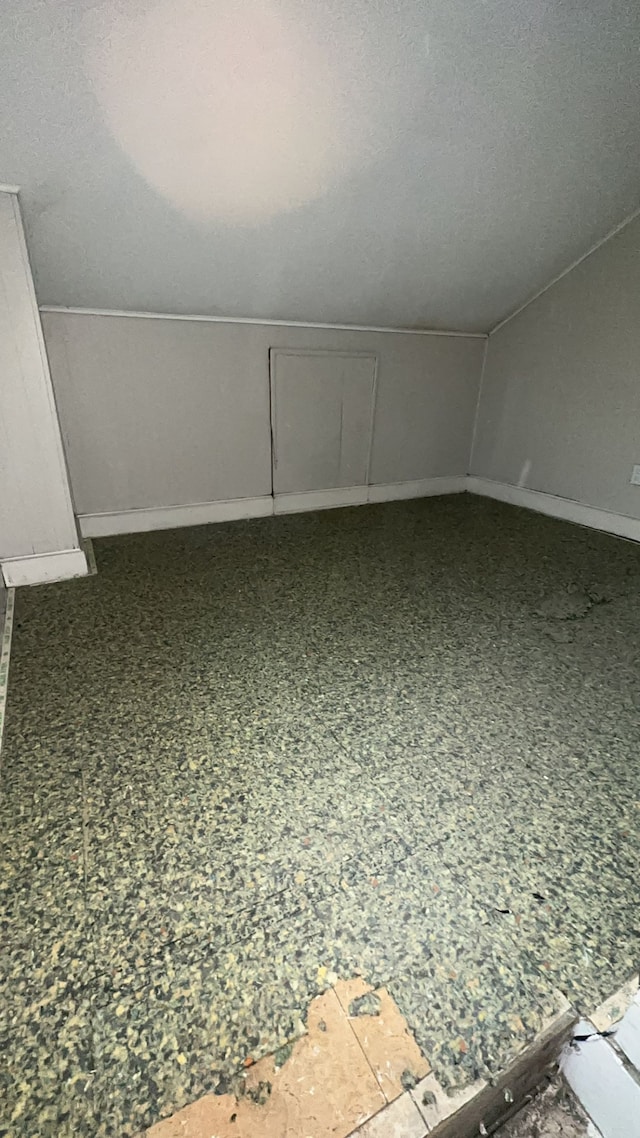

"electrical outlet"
[631,465,640,486]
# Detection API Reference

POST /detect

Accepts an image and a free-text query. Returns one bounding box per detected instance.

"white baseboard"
[1,547,89,587]
[273,486,369,515]
[79,479,467,535]
[77,477,640,544]
[560,1019,639,1138]
[79,496,273,537]
[467,477,640,543]
[275,478,467,515]
[368,476,467,503]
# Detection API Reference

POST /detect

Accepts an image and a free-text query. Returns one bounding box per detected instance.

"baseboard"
[273,486,369,515]
[275,478,467,515]
[368,476,467,503]
[560,1018,640,1138]
[73,479,640,544]
[1,547,89,587]
[79,480,468,535]
[467,476,640,543]
[79,496,274,537]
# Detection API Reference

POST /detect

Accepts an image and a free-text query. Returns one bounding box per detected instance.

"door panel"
[270,349,377,494]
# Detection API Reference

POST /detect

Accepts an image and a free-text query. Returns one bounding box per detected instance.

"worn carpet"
[1,495,639,1136]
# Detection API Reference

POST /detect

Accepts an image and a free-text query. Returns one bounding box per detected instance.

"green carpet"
[1,495,639,1136]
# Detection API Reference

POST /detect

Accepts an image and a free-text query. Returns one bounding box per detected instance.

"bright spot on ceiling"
[86,0,371,225]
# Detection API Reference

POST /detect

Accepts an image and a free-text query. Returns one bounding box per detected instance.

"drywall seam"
[39,305,488,339]
[467,477,640,542]
[467,336,489,474]
[489,203,640,337]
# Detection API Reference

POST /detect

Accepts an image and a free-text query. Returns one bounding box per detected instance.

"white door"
[269,349,377,502]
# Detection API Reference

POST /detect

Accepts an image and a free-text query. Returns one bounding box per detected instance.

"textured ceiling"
[2,0,640,332]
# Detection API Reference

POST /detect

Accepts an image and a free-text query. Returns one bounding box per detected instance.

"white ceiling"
[2,0,640,332]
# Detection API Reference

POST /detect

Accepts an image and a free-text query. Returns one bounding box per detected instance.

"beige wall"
[42,311,484,517]
[471,214,640,517]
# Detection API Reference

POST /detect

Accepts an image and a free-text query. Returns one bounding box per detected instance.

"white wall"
[42,310,484,523]
[0,193,86,585]
[471,213,640,519]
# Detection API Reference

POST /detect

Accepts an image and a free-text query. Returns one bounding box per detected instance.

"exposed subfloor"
[1,495,639,1136]
[496,1075,590,1137]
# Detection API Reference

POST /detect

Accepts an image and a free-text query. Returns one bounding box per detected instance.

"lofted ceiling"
[2,0,640,332]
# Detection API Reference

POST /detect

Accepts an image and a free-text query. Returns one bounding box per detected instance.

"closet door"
[269,349,377,502]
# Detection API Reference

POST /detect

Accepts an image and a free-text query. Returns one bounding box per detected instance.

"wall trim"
[560,1018,640,1138]
[79,479,469,537]
[79,496,274,537]
[467,476,640,542]
[59,478,640,548]
[489,203,640,337]
[1,548,89,587]
[75,478,640,544]
[368,476,467,502]
[274,486,369,515]
[39,304,487,340]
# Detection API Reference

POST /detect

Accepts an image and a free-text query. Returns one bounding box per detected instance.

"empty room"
[1,2,639,1136]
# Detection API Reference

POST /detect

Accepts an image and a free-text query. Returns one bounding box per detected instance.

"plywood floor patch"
[144,980,430,1138]
[335,977,430,1103]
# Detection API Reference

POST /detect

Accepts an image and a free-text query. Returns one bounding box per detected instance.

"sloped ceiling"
[2,0,640,332]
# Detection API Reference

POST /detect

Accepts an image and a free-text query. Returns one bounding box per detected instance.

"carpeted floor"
[1,495,639,1136]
